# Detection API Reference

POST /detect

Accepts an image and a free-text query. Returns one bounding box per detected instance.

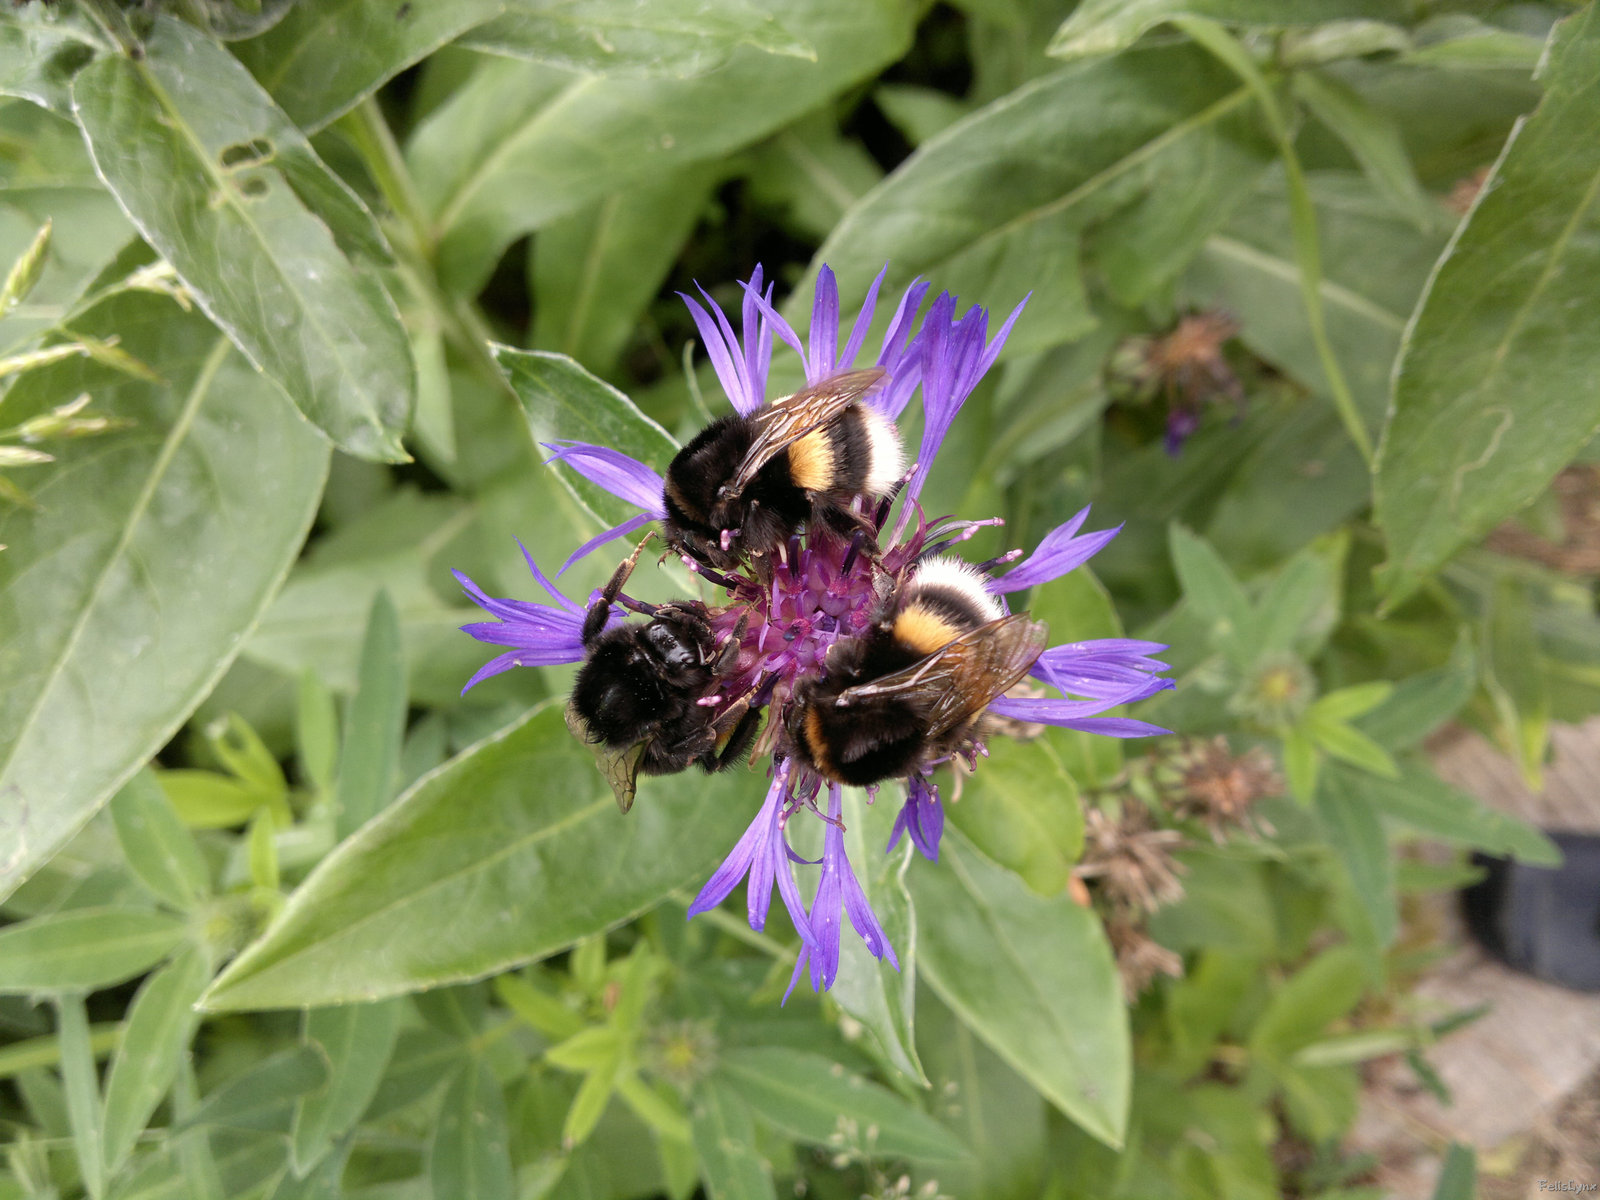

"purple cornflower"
[457,266,1172,999]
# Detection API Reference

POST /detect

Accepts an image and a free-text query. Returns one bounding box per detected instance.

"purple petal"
[681,277,773,416]
[738,281,808,376]
[517,541,585,613]
[1053,716,1172,738]
[887,774,944,862]
[790,785,898,998]
[542,442,666,516]
[809,265,839,383]
[839,264,888,372]
[555,512,654,577]
[989,508,1121,595]
[977,293,1029,378]
[687,769,813,945]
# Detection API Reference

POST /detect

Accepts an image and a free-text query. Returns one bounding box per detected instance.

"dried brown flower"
[1169,736,1282,841]
[1107,918,1184,998]
[1076,799,1186,916]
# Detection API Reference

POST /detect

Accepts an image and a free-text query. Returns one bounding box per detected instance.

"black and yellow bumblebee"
[565,541,761,812]
[661,367,905,570]
[787,558,1048,788]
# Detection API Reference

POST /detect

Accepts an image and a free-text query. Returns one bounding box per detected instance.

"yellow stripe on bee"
[787,431,836,492]
[893,606,960,656]
[804,707,838,778]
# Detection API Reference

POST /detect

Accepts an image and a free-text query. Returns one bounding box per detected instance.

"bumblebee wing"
[727,367,886,497]
[836,615,1049,739]
[565,700,646,813]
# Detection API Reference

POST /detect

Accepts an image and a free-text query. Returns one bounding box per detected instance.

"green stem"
[1173,16,1375,468]
[671,892,798,962]
[340,98,435,263]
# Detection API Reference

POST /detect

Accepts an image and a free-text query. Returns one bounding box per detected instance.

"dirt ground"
[1348,719,1600,1198]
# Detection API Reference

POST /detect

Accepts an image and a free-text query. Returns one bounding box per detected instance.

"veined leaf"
[200,703,753,1011]
[1046,0,1393,60]
[0,292,328,903]
[808,44,1273,353]
[430,1058,513,1200]
[910,830,1129,1148]
[233,0,505,132]
[0,907,186,994]
[290,999,401,1176]
[691,1076,776,1200]
[72,17,413,461]
[412,0,912,293]
[108,770,210,910]
[462,0,812,78]
[1375,6,1600,604]
[0,10,101,113]
[334,591,406,839]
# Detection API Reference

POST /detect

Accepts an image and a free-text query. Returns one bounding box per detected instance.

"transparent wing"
[836,615,1049,739]
[565,700,647,814]
[727,367,886,497]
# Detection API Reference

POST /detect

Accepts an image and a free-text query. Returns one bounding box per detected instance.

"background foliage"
[0,0,1593,1196]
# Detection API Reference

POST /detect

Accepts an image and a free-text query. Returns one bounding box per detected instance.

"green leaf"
[910,830,1129,1148]
[690,1076,776,1200]
[295,671,339,796]
[0,907,185,994]
[950,735,1082,894]
[494,973,585,1040]
[1248,943,1366,1062]
[531,163,721,375]
[102,944,210,1176]
[431,1058,514,1200]
[1315,767,1396,948]
[232,0,505,132]
[1292,69,1436,231]
[461,0,813,77]
[72,17,413,461]
[200,703,754,1010]
[335,591,407,839]
[1281,726,1318,803]
[0,293,328,903]
[826,792,924,1086]
[1431,1142,1475,1200]
[718,1048,962,1161]
[0,10,101,113]
[159,770,283,830]
[811,45,1270,353]
[57,993,105,1200]
[1309,682,1393,723]
[290,999,401,1176]
[109,771,210,910]
[546,1026,623,1073]
[1354,634,1475,751]
[1169,524,1252,653]
[1252,534,1345,660]
[179,1046,329,1135]
[1375,6,1600,604]
[1306,717,1400,779]
[562,1058,621,1148]
[1046,0,1392,60]
[1357,762,1559,865]
[494,346,677,527]
[1482,575,1550,788]
[413,0,912,293]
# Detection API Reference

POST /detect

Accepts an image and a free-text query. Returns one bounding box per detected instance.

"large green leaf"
[0,292,328,903]
[289,999,401,1175]
[949,736,1082,895]
[0,9,101,113]
[1374,6,1600,604]
[334,592,406,839]
[909,830,1129,1148]
[808,45,1273,355]
[232,0,505,132]
[530,163,721,375]
[411,0,912,293]
[429,1058,513,1200]
[200,703,755,1010]
[495,346,677,527]
[1046,0,1392,60]
[461,0,812,77]
[71,17,413,462]
[690,1076,776,1200]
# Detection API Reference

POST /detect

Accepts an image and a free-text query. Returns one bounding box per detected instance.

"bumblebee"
[566,541,762,812]
[662,367,904,570]
[788,558,1048,787]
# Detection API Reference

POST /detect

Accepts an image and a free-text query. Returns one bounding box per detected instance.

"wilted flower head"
[456,265,1173,1000]
[1110,310,1244,455]
[1106,917,1184,998]
[1169,736,1282,841]
[1076,799,1186,916]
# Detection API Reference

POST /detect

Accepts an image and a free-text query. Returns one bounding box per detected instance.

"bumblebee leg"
[711,612,750,674]
[699,700,763,773]
[582,533,655,643]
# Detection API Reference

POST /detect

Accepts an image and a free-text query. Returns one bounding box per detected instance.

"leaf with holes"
[72,16,412,462]
[0,292,328,902]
